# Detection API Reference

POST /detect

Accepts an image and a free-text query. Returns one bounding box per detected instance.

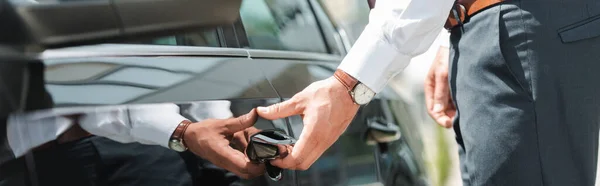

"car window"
[318,0,370,45]
[129,29,221,47]
[239,0,328,53]
[123,0,329,54]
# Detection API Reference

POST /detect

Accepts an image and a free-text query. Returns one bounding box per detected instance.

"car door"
[253,55,378,185]
[252,53,429,186]
[41,47,300,186]
[235,0,427,184]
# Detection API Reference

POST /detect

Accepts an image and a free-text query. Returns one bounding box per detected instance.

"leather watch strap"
[333,69,359,91]
[171,120,193,146]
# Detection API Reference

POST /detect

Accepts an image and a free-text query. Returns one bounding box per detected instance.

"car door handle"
[365,117,401,145]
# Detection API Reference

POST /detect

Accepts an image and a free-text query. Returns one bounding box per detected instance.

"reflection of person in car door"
[0,48,264,185]
[257,0,600,185]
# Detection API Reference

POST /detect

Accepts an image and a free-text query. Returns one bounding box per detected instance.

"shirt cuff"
[128,104,187,148]
[338,29,411,93]
[7,114,73,158]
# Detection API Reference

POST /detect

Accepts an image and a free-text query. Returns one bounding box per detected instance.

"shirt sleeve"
[7,114,74,158]
[337,0,455,93]
[6,103,187,158]
[77,103,187,147]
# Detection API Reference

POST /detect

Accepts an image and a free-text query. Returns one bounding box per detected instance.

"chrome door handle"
[365,117,401,145]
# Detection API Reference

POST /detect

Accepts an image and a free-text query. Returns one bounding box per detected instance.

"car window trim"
[306,0,335,55]
[309,0,348,55]
[40,44,342,62]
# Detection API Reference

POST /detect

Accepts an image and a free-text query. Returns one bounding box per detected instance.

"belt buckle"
[444,3,466,31]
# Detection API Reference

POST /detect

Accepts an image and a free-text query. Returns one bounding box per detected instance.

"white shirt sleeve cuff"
[7,114,73,158]
[338,30,411,93]
[128,103,187,148]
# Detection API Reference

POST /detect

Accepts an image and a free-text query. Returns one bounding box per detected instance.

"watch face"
[352,83,375,105]
[169,139,187,152]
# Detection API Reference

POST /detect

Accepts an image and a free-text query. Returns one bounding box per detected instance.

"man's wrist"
[332,69,376,105]
[326,76,358,108]
[169,120,193,152]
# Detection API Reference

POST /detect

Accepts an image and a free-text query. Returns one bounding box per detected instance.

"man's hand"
[257,77,359,170]
[183,109,265,179]
[425,46,456,128]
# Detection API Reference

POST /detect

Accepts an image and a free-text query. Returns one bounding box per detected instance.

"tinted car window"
[239,0,327,53]
[130,29,221,47]
[318,0,370,45]
[124,0,329,54]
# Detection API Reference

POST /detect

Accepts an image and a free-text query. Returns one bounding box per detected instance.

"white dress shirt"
[338,0,454,93]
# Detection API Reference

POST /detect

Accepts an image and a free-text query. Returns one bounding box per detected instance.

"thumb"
[257,98,303,120]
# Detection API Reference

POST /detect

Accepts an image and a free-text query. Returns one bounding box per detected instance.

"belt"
[444,0,505,30]
[33,118,92,152]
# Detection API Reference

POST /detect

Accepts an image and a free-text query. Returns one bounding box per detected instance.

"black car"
[3,0,429,185]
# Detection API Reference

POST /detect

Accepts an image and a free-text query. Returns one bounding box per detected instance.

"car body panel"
[43,55,279,106]
[26,0,431,183]
[39,45,428,185]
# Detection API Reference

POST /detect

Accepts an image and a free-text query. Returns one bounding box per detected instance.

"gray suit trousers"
[449,0,600,185]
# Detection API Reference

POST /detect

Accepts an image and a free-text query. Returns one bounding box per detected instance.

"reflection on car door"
[41,53,299,185]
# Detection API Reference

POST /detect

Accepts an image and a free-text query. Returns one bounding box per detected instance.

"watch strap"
[171,120,193,147]
[333,69,359,91]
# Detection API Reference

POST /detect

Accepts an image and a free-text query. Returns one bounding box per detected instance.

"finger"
[271,138,320,170]
[244,127,262,138]
[439,97,457,128]
[270,151,298,169]
[270,118,317,170]
[270,134,308,169]
[231,131,248,152]
[432,65,450,113]
[436,115,453,128]
[224,109,258,134]
[432,76,452,128]
[257,97,303,120]
[426,46,448,113]
[425,60,437,113]
[211,143,266,179]
[276,144,290,158]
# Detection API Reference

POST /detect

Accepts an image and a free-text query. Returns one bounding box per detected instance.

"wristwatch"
[169,120,193,152]
[333,69,376,105]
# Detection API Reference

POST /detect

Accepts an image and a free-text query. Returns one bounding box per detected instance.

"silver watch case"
[169,138,188,152]
[351,83,376,105]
